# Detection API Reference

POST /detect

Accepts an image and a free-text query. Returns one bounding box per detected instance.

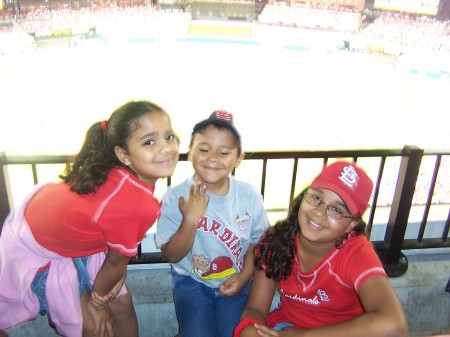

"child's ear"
[115,146,130,166]
[187,150,192,162]
[235,152,245,168]
[346,219,359,234]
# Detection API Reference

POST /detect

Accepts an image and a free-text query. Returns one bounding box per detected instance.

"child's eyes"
[312,194,321,202]
[143,134,176,146]
[166,134,176,142]
[198,149,229,155]
[329,206,345,216]
[144,140,156,146]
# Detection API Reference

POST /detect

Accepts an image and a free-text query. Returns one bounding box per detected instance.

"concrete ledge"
[5,251,450,337]
[389,249,450,337]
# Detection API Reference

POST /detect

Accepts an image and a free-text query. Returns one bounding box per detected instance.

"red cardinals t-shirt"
[266,234,387,328]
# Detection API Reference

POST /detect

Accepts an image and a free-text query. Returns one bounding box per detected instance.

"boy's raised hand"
[178,181,209,225]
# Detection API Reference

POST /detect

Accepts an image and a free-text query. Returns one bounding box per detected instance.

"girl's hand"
[90,292,113,309]
[90,274,126,308]
[87,301,114,337]
[254,324,296,337]
[253,323,280,337]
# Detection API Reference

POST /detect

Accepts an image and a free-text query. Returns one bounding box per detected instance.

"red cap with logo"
[202,256,234,277]
[193,110,241,139]
[310,161,373,218]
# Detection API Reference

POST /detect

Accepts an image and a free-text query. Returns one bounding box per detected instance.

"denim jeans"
[273,322,294,331]
[172,269,250,337]
[31,256,92,315]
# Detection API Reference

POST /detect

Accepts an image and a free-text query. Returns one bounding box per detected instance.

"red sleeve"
[98,190,161,257]
[342,235,387,292]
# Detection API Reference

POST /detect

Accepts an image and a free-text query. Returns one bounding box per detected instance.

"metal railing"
[1,145,449,277]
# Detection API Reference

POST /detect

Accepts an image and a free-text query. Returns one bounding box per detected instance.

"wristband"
[233,317,263,337]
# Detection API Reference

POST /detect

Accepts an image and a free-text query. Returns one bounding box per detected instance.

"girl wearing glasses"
[234,161,408,337]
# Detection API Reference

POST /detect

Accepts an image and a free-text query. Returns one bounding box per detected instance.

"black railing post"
[0,152,11,230]
[377,145,424,277]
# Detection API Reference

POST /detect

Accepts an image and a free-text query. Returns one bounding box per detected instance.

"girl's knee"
[109,292,138,337]
[110,292,136,318]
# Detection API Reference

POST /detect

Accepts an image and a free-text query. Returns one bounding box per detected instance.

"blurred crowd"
[0,5,191,53]
[0,3,449,60]
[257,2,449,56]
[257,3,362,32]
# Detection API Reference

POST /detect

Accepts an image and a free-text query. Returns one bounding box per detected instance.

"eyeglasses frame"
[303,192,354,220]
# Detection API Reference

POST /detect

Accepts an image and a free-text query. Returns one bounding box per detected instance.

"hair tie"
[101,120,108,130]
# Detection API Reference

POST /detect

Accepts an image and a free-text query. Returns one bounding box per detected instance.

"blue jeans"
[31,257,92,315]
[172,269,250,337]
[273,322,294,331]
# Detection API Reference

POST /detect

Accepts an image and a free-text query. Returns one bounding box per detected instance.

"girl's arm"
[87,249,130,337]
[252,275,408,337]
[346,275,409,337]
[161,182,209,262]
[92,249,130,296]
[287,275,408,337]
[236,268,278,337]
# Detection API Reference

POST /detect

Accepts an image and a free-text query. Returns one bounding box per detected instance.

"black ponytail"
[60,100,167,194]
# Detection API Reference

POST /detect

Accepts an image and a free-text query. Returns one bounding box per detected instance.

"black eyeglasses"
[304,192,353,220]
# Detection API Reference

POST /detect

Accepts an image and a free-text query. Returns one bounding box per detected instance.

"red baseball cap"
[310,161,373,218]
[193,110,241,139]
[202,256,234,277]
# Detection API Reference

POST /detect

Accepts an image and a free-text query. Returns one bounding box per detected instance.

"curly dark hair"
[60,100,168,194]
[254,189,367,282]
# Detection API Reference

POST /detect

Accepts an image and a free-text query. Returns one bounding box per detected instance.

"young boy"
[155,111,269,337]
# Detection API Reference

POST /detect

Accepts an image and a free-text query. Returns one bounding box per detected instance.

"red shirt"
[25,167,160,257]
[266,234,387,329]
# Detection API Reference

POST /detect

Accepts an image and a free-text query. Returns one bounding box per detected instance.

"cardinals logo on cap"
[339,165,360,189]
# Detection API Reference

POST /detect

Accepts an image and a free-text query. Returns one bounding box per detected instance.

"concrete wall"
[5,249,450,337]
